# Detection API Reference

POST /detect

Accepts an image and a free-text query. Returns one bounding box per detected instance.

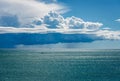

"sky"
[60,0,120,30]
[0,0,120,49]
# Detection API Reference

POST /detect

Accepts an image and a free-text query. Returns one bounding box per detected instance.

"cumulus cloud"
[32,11,103,31]
[0,0,66,27]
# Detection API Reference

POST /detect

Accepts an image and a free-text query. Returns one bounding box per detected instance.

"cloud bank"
[0,0,120,48]
[0,33,101,48]
[0,11,120,40]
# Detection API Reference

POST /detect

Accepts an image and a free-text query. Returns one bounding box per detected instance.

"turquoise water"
[0,49,120,81]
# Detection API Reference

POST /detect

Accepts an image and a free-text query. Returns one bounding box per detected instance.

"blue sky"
[60,0,120,30]
[0,0,120,49]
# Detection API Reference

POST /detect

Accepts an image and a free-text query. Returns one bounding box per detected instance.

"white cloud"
[0,0,66,27]
[64,16,102,31]
[32,11,103,31]
[96,30,120,40]
[0,26,120,40]
[115,19,120,22]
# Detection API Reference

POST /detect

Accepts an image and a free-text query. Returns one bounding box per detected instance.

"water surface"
[0,49,120,81]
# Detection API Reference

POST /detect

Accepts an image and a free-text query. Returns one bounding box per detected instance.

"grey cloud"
[0,15,20,27]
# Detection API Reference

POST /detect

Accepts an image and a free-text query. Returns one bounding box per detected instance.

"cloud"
[115,19,120,22]
[0,0,66,27]
[0,2,120,48]
[96,30,120,40]
[0,31,120,48]
[0,11,120,47]
[32,11,103,31]
[39,0,57,3]
[0,15,20,27]
[0,33,103,48]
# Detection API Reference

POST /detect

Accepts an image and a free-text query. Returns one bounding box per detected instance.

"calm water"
[0,49,120,81]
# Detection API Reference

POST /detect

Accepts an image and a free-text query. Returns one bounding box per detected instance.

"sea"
[0,49,120,81]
